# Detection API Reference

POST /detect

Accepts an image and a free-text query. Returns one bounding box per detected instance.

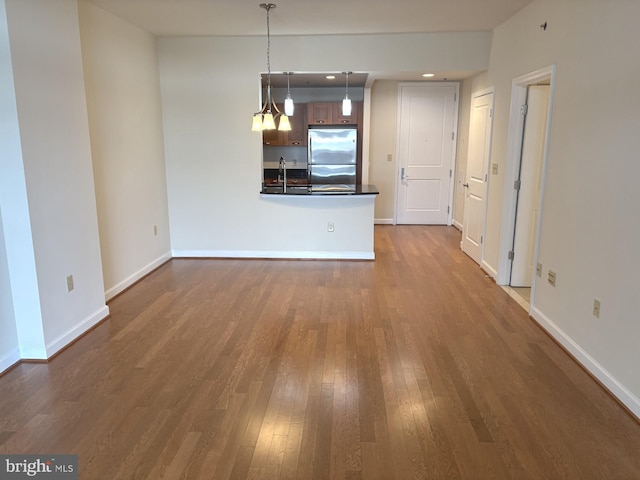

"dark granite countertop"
[260,184,379,196]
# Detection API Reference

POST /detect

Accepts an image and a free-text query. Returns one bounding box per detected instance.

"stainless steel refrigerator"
[308,127,357,185]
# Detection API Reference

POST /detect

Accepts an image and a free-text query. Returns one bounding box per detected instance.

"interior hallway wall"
[482,0,640,415]
[79,1,172,300]
[0,206,19,371]
[0,0,39,367]
[2,0,108,359]
[369,80,399,223]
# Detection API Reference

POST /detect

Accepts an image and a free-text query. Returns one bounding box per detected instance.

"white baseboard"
[374,218,394,225]
[105,251,172,301]
[452,219,463,231]
[481,260,498,280]
[45,305,110,358]
[0,347,21,374]
[531,306,640,419]
[172,249,375,260]
[18,345,47,360]
[501,285,530,313]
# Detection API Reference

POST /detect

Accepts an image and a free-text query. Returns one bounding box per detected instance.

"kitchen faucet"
[279,156,287,193]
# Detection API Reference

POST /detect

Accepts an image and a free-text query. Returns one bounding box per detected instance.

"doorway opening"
[497,66,556,312]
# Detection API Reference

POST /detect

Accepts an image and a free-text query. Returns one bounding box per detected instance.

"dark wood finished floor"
[1,226,640,479]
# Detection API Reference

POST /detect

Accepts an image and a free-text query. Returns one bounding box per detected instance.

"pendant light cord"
[265,4,273,110]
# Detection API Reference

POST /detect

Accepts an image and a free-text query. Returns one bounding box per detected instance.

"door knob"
[462,183,469,188]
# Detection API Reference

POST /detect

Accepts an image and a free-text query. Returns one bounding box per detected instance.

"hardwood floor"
[2,225,640,479]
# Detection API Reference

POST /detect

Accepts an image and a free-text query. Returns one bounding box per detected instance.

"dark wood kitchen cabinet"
[307,102,361,126]
[262,103,307,146]
[307,102,333,125]
[285,103,307,145]
[333,101,361,125]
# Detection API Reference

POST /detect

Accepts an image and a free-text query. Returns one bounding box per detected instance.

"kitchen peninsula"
[258,184,379,260]
[261,184,379,196]
[258,99,378,260]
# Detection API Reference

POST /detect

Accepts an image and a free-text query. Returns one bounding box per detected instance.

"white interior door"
[396,84,458,224]
[511,85,550,286]
[462,91,494,264]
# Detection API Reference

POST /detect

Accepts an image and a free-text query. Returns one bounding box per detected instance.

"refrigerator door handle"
[308,137,312,182]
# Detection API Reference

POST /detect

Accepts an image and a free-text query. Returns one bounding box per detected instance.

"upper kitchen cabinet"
[307,102,362,126]
[333,101,361,125]
[263,103,308,146]
[307,102,333,125]
[286,103,307,145]
[262,123,281,145]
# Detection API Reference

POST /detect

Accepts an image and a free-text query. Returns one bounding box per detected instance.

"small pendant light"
[284,72,294,116]
[342,71,352,116]
[278,114,291,131]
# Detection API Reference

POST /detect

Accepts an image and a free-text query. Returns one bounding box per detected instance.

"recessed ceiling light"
[422,73,435,78]
[325,75,336,80]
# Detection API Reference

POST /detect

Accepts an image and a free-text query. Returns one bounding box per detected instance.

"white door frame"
[462,86,495,264]
[393,82,459,225]
[497,66,557,307]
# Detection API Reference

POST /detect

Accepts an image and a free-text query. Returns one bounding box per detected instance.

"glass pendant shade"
[252,114,263,131]
[278,115,291,131]
[262,112,276,130]
[342,97,352,116]
[284,94,294,116]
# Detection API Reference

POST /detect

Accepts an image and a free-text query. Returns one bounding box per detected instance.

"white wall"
[0,0,29,365]
[0,206,19,371]
[4,0,108,358]
[79,1,171,299]
[480,0,640,415]
[369,81,399,223]
[158,32,491,255]
[1,0,47,360]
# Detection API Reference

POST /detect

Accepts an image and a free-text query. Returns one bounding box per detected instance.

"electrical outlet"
[327,222,334,232]
[547,270,556,287]
[387,154,392,162]
[536,263,543,277]
[492,163,499,175]
[593,299,601,318]
[153,225,158,236]
[66,275,74,292]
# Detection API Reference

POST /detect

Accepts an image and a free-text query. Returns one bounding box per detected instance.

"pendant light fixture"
[284,72,294,116]
[252,3,291,132]
[342,71,352,116]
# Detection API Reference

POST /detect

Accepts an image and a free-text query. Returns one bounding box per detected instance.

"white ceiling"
[85,0,534,86]
[85,0,534,37]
